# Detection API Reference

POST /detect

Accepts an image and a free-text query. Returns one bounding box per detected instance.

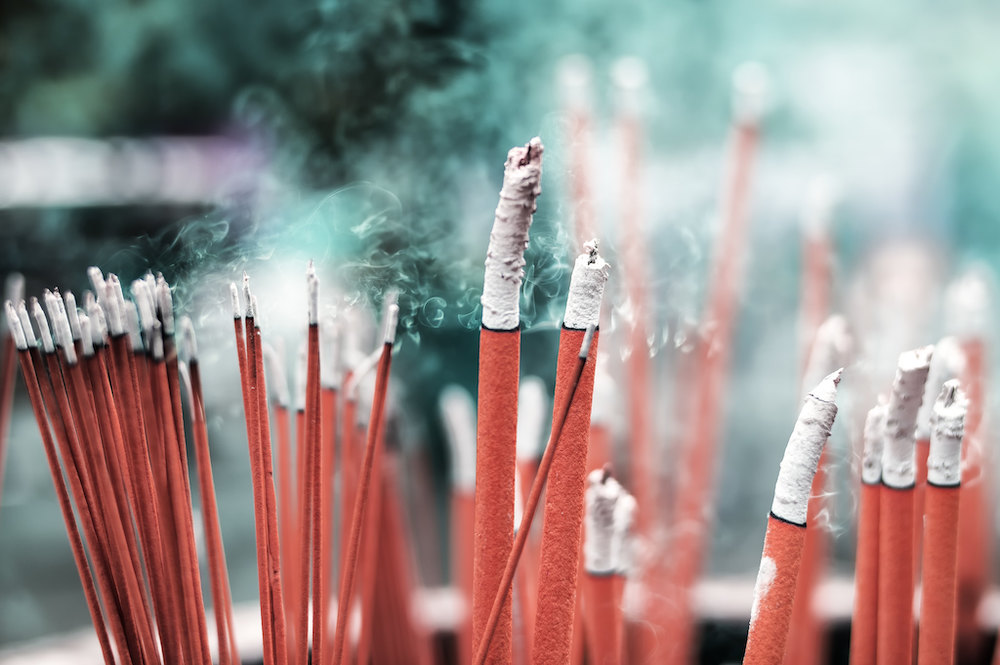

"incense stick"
[473,324,596,665]
[743,370,841,665]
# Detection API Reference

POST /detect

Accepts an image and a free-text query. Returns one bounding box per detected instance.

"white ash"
[151,322,164,361]
[557,54,593,113]
[307,261,319,326]
[124,302,143,352]
[927,380,967,487]
[731,61,771,126]
[263,342,291,408]
[915,337,965,442]
[79,315,94,358]
[230,283,241,319]
[320,314,340,389]
[481,137,543,330]
[800,176,838,238]
[243,272,253,318]
[131,280,156,334]
[5,302,26,350]
[612,492,638,575]
[770,369,842,525]
[156,278,174,336]
[944,267,992,340]
[882,346,933,489]
[16,302,36,349]
[44,292,75,363]
[563,240,610,330]
[584,469,628,574]
[63,291,81,341]
[516,376,549,462]
[4,274,24,307]
[611,56,649,115]
[439,385,477,493]
[801,314,852,396]
[381,294,399,345]
[86,301,106,347]
[861,401,887,485]
[103,284,124,336]
[178,316,197,363]
[31,299,55,354]
[87,267,105,303]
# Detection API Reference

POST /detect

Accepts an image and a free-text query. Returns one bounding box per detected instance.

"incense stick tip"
[928,379,967,486]
[440,385,477,492]
[564,243,609,330]
[5,301,27,350]
[732,61,771,125]
[79,314,94,357]
[772,367,840,523]
[179,316,197,362]
[308,268,320,325]
[4,273,24,304]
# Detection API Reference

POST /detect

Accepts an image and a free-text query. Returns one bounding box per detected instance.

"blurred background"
[2,0,1000,662]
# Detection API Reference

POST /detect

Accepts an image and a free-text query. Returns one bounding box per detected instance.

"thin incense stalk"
[612,57,654,535]
[849,402,886,665]
[917,381,967,665]
[557,56,595,247]
[878,347,933,665]
[7,305,116,665]
[472,326,596,665]
[251,312,290,665]
[664,65,768,665]
[532,243,608,665]
[474,137,543,665]
[234,282,278,665]
[946,271,993,665]
[295,267,320,665]
[913,337,964,571]
[318,382,337,664]
[181,318,241,665]
[331,301,398,665]
[356,393,387,665]
[159,285,214,665]
[743,370,841,665]
[109,331,179,665]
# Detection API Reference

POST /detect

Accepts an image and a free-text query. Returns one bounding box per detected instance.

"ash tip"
[5,300,26,350]
[179,316,197,362]
[899,345,934,372]
[4,273,24,303]
[229,282,241,319]
[382,291,400,344]
[810,368,843,403]
[584,238,600,263]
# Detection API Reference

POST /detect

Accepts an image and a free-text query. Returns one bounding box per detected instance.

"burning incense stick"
[473,324,597,665]
[331,297,399,665]
[582,468,633,665]
[878,346,933,665]
[179,319,240,665]
[743,369,842,665]
[849,401,886,665]
[784,314,851,665]
[917,380,967,665]
[474,136,543,665]
[532,240,608,665]
[664,63,769,665]
[913,337,964,570]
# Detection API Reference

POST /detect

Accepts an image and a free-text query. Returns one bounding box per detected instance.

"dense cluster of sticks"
[3,64,999,665]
